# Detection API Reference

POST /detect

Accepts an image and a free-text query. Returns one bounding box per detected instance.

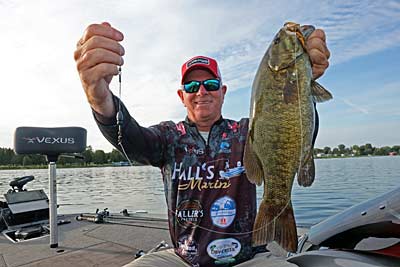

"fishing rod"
[75,209,169,230]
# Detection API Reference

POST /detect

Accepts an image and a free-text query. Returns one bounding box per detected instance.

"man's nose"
[196,84,208,95]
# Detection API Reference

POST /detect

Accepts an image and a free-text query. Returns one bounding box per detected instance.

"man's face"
[178,69,227,129]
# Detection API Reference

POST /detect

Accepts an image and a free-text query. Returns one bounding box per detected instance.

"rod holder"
[49,161,58,248]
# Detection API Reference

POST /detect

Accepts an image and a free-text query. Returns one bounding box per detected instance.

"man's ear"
[221,85,227,102]
[221,85,227,95]
[177,89,185,105]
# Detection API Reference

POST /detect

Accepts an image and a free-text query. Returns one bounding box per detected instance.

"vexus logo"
[23,137,75,145]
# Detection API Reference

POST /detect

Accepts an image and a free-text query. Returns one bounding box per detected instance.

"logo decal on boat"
[210,196,236,228]
[176,200,204,228]
[22,137,75,145]
[206,238,241,260]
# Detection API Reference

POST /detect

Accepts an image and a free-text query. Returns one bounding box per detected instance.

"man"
[74,22,330,267]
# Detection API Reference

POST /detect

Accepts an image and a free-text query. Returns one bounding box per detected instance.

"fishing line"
[116,67,134,167]
[295,30,305,177]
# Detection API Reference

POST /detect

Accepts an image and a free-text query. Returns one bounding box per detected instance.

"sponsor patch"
[187,57,209,68]
[219,141,231,153]
[176,122,186,136]
[219,161,245,179]
[227,121,239,132]
[176,200,204,228]
[210,196,236,228]
[207,238,241,260]
[184,145,204,155]
[177,235,198,262]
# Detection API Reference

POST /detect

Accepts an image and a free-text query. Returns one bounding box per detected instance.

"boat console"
[0,175,50,242]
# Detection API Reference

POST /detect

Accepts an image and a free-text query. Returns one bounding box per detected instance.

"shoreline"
[0,155,398,170]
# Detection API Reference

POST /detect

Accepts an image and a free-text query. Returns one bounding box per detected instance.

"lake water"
[0,156,399,227]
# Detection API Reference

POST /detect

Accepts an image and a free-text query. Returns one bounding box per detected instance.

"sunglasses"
[182,79,221,93]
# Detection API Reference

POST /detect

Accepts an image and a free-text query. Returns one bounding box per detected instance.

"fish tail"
[252,199,298,252]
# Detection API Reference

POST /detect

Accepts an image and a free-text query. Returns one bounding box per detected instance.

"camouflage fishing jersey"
[95,96,257,267]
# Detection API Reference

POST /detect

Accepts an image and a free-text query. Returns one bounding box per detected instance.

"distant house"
[389,152,398,156]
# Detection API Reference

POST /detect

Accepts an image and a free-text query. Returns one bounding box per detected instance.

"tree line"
[314,143,400,157]
[0,146,126,167]
[0,143,399,167]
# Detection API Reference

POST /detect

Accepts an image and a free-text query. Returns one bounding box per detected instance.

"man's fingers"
[307,29,330,59]
[307,36,330,60]
[308,48,327,65]
[74,35,125,61]
[76,48,123,72]
[308,28,326,42]
[311,61,329,80]
[80,63,119,89]
[78,23,123,48]
[307,28,330,79]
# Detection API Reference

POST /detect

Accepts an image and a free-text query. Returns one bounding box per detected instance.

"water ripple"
[0,156,399,225]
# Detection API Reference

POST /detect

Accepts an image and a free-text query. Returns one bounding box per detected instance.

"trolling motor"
[8,175,35,192]
[14,126,86,248]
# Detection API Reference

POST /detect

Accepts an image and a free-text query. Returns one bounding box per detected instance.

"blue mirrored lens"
[203,79,220,91]
[183,79,220,93]
[183,81,201,93]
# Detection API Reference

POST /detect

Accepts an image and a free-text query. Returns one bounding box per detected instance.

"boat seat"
[13,126,87,156]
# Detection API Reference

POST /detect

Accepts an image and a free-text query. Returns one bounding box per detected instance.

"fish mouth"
[284,22,315,50]
[284,22,300,34]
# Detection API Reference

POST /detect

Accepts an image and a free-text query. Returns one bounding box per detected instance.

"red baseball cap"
[181,56,222,84]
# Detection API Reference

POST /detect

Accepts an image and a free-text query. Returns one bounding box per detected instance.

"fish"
[243,22,333,252]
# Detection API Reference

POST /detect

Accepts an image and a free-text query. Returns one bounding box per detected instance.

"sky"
[0,0,399,152]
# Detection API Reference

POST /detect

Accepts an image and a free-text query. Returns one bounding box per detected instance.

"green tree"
[93,150,107,164]
[391,145,400,154]
[338,144,346,154]
[11,154,23,165]
[374,146,391,156]
[22,156,33,166]
[323,146,331,155]
[359,145,366,156]
[82,146,94,165]
[351,145,360,155]
[365,143,374,155]
[108,149,125,162]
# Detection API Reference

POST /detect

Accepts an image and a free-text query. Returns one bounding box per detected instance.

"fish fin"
[311,80,333,103]
[252,199,298,252]
[297,154,315,187]
[243,135,263,186]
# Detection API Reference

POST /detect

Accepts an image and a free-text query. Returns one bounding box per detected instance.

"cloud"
[338,97,369,115]
[0,0,399,151]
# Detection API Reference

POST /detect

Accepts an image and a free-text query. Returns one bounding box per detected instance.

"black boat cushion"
[14,127,87,155]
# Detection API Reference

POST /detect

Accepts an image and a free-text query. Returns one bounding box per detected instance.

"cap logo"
[187,58,209,68]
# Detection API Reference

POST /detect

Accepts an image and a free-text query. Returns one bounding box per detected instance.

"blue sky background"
[0,0,399,151]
